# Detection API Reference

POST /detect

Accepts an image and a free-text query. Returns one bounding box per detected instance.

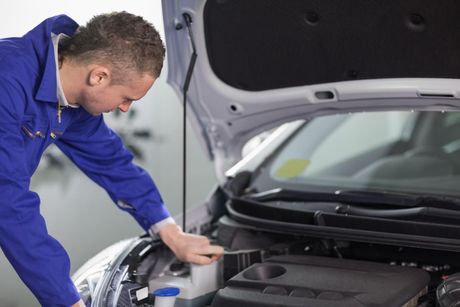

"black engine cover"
[211,255,429,307]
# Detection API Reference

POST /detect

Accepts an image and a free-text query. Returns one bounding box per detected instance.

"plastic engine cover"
[211,255,429,307]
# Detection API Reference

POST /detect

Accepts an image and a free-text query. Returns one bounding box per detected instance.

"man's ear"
[88,65,111,86]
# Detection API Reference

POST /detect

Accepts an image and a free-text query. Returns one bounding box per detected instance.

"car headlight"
[72,239,135,305]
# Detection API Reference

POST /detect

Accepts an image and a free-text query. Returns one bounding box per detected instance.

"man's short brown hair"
[59,11,165,82]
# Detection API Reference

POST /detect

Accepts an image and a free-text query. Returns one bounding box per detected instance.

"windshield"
[252,110,460,197]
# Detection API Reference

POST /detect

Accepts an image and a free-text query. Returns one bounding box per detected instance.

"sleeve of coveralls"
[0,79,81,306]
[55,112,172,231]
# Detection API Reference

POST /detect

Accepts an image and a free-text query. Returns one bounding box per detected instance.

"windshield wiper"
[335,204,460,221]
[247,188,460,210]
[247,188,415,207]
[336,189,460,210]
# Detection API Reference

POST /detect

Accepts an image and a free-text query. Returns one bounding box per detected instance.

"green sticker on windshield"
[275,159,310,178]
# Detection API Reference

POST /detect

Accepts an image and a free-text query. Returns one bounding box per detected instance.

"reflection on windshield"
[266,111,460,197]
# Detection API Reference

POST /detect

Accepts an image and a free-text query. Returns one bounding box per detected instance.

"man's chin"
[86,109,103,116]
[80,105,102,116]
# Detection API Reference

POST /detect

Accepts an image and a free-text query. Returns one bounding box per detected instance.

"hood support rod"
[181,12,197,231]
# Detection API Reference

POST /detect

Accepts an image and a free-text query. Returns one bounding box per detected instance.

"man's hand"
[158,224,224,265]
[71,299,86,307]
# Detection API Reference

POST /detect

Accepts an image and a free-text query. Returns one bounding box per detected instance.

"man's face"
[78,72,155,116]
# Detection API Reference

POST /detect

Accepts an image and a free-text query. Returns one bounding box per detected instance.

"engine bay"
[109,213,460,307]
[88,185,460,307]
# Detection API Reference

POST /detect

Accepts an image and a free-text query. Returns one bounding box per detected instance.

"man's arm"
[56,112,170,229]
[56,112,223,262]
[0,78,81,306]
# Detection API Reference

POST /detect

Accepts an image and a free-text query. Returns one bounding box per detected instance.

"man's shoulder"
[0,37,28,57]
[0,38,39,83]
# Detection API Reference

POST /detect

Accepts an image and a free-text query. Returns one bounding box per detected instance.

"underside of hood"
[203,0,460,91]
[162,0,460,174]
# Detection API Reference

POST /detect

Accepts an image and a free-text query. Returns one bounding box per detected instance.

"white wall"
[0,1,164,37]
[0,1,216,306]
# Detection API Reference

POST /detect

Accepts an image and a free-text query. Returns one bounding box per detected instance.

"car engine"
[115,214,457,307]
[86,190,460,307]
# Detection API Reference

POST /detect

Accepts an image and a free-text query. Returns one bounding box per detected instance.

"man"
[0,12,223,307]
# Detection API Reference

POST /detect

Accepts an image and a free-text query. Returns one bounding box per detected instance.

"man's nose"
[118,101,132,113]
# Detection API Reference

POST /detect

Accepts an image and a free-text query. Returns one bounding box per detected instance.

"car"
[72,1,460,306]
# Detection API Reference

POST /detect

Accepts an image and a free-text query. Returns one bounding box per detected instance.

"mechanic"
[0,12,223,307]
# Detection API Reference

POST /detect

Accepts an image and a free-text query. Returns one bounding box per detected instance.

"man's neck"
[58,59,83,106]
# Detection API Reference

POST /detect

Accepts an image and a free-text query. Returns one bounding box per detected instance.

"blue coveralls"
[0,15,171,306]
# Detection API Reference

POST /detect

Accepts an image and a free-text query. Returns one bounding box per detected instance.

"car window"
[440,112,460,154]
[443,112,460,127]
[304,112,414,175]
[259,110,460,197]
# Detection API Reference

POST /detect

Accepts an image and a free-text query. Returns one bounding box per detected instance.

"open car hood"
[162,0,460,173]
